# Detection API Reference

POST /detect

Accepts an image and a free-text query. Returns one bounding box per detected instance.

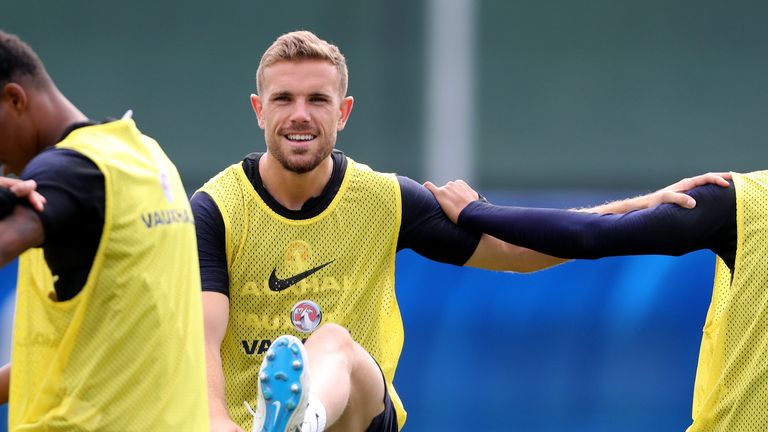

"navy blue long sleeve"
[458,183,737,270]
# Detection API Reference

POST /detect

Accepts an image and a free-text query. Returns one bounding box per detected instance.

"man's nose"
[289,100,311,123]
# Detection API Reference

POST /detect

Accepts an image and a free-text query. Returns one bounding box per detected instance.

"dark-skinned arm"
[0,204,44,266]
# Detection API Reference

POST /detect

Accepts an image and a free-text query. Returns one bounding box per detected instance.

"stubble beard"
[268,139,333,175]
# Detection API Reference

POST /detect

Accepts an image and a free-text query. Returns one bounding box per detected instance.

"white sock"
[300,395,327,432]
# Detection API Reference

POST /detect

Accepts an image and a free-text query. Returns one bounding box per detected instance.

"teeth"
[286,134,314,141]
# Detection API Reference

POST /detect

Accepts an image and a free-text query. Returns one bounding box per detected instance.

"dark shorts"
[365,370,399,432]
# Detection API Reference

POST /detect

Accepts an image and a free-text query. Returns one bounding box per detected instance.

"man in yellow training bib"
[192,30,728,432]
[0,30,209,431]
[426,174,764,432]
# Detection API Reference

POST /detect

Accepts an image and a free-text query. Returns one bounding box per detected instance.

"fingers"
[9,179,36,196]
[691,173,730,188]
[710,171,733,181]
[27,191,47,212]
[427,180,479,197]
[675,172,731,191]
[663,191,697,209]
[6,179,46,212]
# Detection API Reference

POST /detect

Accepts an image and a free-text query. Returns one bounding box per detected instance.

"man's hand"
[582,171,732,214]
[424,180,480,224]
[0,177,46,212]
[655,172,732,209]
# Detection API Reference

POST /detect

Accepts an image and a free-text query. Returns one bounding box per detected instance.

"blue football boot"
[248,335,310,432]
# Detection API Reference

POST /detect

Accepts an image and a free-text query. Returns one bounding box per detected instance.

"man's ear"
[2,83,28,114]
[250,93,264,128]
[336,96,354,131]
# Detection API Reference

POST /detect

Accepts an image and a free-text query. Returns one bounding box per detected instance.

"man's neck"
[259,153,334,211]
[11,86,89,175]
[38,89,89,150]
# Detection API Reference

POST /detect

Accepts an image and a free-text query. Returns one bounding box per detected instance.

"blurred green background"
[3,0,765,191]
[2,1,768,431]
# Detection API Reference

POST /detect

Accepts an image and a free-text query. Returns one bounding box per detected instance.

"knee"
[305,323,355,355]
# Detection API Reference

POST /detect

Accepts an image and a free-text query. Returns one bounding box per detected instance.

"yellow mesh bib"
[11,120,209,431]
[687,170,768,431]
[199,156,406,429]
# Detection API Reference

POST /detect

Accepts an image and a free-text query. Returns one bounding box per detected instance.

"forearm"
[206,347,230,419]
[459,199,717,259]
[1,363,9,405]
[202,291,235,423]
[464,233,566,273]
[578,194,656,215]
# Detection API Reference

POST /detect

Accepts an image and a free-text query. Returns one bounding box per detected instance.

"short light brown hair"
[256,30,348,97]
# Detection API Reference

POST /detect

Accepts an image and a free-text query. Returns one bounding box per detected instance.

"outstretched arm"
[424,172,732,224]
[397,176,564,273]
[426,178,735,266]
[424,172,734,271]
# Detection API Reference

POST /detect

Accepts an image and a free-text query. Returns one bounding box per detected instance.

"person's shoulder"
[396,175,432,198]
[30,147,91,164]
[348,162,402,197]
[21,148,97,180]
[735,170,768,185]
[343,152,399,181]
[243,152,262,165]
[200,155,253,189]
[241,152,263,183]
[190,191,222,220]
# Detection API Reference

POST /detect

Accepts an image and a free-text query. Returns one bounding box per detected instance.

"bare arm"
[425,172,732,224]
[1,363,9,405]
[420,180,563,272]
[203,291,244,432]
[424,172,732,273]
[464,233,566,273]
[0,204,44,266]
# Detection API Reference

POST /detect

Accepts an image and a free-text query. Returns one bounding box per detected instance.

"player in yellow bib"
[0,31,209,431]
[192,30,726,432]
[426,173,763,431]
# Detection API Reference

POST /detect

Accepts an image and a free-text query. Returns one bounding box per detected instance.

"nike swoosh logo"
[268,260,335,292]
[271,401,280,427]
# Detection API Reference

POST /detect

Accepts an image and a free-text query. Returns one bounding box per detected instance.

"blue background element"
[394,250,712,432]
[0,261,16,430]
[0,249,713,431]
